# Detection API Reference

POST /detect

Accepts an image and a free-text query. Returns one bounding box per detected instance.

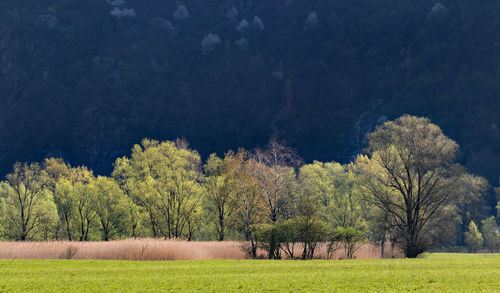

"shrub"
[333,227,365,259]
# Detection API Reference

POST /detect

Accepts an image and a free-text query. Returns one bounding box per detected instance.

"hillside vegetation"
[0,0,499,188]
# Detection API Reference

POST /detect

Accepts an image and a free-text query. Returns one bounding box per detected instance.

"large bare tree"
[354,115,463,258]
[250,140,301,224]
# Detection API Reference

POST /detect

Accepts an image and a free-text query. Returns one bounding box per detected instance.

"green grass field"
[0,254,499,292]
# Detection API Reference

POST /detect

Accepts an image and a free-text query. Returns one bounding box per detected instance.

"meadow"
[0,254,498,292]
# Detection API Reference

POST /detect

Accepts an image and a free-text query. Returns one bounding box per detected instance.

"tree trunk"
[250,233,257,259]
[65,213,72,241]
[380,233,386,258]
[218,214,224,241]
[405,240,423,258]
[301,243,308,260]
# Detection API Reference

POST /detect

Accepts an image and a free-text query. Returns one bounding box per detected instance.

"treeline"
[0,116,499,259]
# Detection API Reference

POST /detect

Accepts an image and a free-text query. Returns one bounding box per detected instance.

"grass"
[0,254,499,292]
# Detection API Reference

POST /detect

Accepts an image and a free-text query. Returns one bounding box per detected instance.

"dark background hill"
[1,0,499,194]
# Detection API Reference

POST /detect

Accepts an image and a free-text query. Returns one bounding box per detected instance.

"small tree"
[252,220,299,259]
[295,217,328,260]
[481,217,500,252]
[333,226,365,259]
[252,223,282,259]
[278,220,299,259]
[465,221,483,253]
[327,231,343,259]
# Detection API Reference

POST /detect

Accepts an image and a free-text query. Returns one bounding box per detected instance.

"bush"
[294,217,328,260]
[252,221,298,259]
[332,227,365,259]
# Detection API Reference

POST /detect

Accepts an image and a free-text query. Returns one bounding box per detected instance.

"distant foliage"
[226,7,239,21]
[428,2,449,18]
[2,0,500,194]
[236,19,249,33]
[110,7,136,19]
[106,0,125,7]
[201,33,221,55]
[173,5,189,21]
[481,217,500,252]
[251,16,264,31]
[151,18,174,34]
[36,14,58,29]
[235,38,249,50]
[305,12,319,29]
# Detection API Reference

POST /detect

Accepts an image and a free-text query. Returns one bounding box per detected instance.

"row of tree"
[464,217,500,253]
[0,116,499,258]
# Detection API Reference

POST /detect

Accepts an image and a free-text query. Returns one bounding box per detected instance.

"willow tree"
[203,153,237,241]
[112,139,203,239]
[91,176,129,241]
[44,159,97,241]
[0,162,58,241]
[354,115,463,258]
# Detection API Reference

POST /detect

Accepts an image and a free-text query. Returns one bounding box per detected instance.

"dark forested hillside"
[1,0,500,187]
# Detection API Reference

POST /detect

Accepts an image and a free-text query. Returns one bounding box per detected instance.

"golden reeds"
[0,240,401,260]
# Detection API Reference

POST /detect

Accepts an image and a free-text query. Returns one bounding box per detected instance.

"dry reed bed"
[0,240,401,260]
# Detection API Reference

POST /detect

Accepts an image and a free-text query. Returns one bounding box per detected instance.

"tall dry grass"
[0,239,402,261]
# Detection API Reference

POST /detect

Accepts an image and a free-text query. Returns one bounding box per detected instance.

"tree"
[367,208,396,258]
[72,170,97,242]
[112,139,203,239]
[124,195,145,238]
[333,226,365,259]
[294,166,329,260]
[53,178,77,240]
[113,155,160,238]
[249,140,300,258]
[354,115,463,258]
[326,165,366,231]
[44,158,75,240]
[203,154,237,241]
[454,174,489,245]
[495,179,500,218]
[225,149,264,259]
[277,219,299,259]
[90,176,129,241]
[250,140,300,224]
[465,221,483,253]
[0,162,58,241]
[295,161,336,211]
[0,198,5,240]
[481,216,500,252]
[44,159,98,241]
